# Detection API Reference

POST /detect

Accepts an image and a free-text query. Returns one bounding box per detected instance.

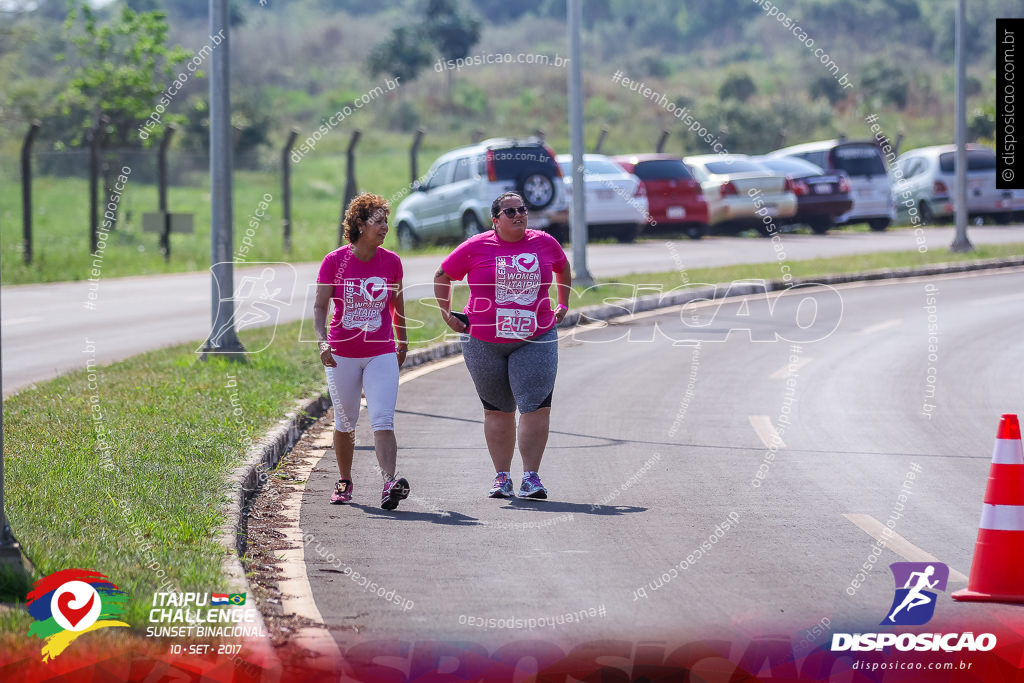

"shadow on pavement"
[348,504,481,526]
[502,499,647,516]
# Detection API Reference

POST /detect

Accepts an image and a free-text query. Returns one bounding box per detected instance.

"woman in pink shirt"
[314,193,410,510]
[433,192,572,499]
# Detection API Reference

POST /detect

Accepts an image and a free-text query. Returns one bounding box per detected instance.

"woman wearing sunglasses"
[433,191,572,499]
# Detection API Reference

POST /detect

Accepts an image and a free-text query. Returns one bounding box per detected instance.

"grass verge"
[1,243,1021,639]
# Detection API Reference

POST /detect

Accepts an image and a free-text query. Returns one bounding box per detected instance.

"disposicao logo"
[883,562,948,626]
[831,562,996,653]
[27,569,129,662]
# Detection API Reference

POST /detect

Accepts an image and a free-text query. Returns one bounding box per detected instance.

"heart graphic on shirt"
[57,591,95,628]
[361,276,389,302]
[513,253,539,273]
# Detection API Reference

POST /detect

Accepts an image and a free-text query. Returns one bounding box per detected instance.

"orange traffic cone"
[953,414,1024,603]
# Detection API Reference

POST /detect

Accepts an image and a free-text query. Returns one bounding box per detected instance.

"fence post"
[282,128,299,253]
[593,128,607,154]
[410,129,424,185]
[20,121,40,266]
[339,130,361,246]
[158,125,176,262]
[655,130,669,153]
[88,116,107,255]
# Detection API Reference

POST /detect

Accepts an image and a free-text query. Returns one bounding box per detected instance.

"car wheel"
[616,224,637,243]
[397,222,419,250]
[518,173,555,210]
[685,223,705,240]
[868,218,890,232]
[918,202,934,226]
[462,212,484,240]
[809,219,831,235]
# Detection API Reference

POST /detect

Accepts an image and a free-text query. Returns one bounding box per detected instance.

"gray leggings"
[461,327,558,413]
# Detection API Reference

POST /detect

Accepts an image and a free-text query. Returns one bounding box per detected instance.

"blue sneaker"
[518,471,547,499]
[488,471,514,498]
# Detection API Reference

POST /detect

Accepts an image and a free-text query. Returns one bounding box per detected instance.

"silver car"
[393,137,569,249]
[889,144,1024,224]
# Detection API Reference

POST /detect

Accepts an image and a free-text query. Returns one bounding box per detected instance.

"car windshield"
[633,159,694,180]
[703,159,763,175]
[830,144,886,176]
[939,150,997,173]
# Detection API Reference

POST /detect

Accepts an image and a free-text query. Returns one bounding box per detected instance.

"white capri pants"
[324,353,399,432]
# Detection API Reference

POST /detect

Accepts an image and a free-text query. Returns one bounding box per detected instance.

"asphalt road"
[300,268,1024,655]
[3,225,1023,395]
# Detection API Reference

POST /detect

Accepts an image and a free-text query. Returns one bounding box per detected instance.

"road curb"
[222,254,1024,637]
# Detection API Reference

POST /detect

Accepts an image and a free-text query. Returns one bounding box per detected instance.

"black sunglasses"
[495,206,528,218]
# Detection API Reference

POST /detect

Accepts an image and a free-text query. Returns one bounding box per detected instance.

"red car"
[612,154,710,239]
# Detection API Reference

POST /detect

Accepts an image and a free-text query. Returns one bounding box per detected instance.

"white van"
[770,139,894,231]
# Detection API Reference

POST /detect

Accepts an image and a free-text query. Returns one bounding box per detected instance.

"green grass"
[2,242,1021,638]
[2,323,329,632]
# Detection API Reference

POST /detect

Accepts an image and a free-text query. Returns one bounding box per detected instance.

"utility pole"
[951,0,973,252]
[201,0,245,355]
[567,0,593,286]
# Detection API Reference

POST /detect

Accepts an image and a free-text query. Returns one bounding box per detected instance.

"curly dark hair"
[343,192,390,243]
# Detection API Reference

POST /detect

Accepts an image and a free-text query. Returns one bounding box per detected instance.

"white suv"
[393,137,569,249]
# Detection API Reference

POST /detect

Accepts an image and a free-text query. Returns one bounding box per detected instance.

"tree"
[718,71,757,103]
[58,1,190,146]
[367,26,434,84]
[424,0,481,102]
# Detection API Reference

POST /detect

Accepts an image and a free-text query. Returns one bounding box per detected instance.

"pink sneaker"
[381,477,410,510]
[331,479,353,504]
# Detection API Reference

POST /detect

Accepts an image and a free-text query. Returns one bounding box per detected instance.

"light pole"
[951,0,973,252]
[201,0,246,356]
[567,0,593,286]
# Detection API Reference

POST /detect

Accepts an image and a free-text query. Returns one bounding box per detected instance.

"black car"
[754,156,853,234]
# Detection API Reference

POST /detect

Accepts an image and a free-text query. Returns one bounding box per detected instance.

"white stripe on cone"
[991,433,1024,464]
[980,503,1024,531]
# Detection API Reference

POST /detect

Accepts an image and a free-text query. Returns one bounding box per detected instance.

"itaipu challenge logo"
[27,569,129,661]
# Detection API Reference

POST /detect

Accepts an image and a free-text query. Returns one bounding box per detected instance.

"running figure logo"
[882,562,949,626]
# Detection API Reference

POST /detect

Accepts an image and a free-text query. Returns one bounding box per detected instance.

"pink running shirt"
[441,229,568,343]
[317,245,403,358]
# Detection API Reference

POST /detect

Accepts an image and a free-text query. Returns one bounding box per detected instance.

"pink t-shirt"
[441,229,568,343]
[317,245,403,358]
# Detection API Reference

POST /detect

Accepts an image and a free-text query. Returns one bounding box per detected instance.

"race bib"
[496,308,537,339]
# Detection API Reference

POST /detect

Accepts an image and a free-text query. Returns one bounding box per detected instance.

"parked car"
[682,154,796,235]
[889,144,1024,225]
[555,154,648,242]
[393,137,568,249]
[752,156,853,234]
[769,139,893,231]
[611,154,709,239]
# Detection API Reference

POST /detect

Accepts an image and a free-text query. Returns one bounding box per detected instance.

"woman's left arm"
[393,280,408,367]
[553,262,572,323]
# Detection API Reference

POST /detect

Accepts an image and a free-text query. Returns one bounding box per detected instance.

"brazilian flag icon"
[229,593,246,605]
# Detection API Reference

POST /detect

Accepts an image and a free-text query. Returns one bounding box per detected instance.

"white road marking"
[843,513,969,582]
[3,316,42,326]
[975,293,1024,306]
[749,415,786,449]
[769,357,812,379]
[860,319,902,335]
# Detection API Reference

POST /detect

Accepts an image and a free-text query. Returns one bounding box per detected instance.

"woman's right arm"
[313,283,337,367]
[433,266,467,333]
